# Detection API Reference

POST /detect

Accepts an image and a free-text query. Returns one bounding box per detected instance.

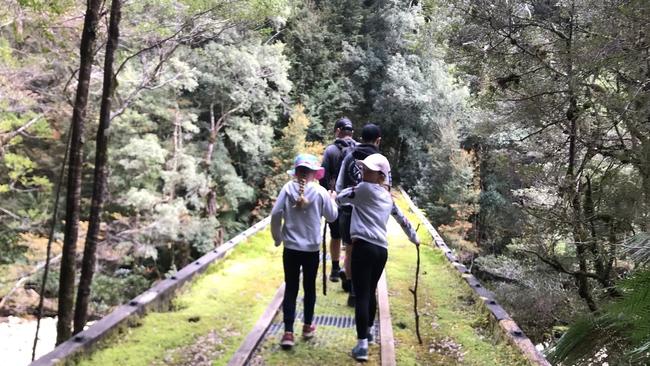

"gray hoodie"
[271,181,338,252]
[336,182,420,248]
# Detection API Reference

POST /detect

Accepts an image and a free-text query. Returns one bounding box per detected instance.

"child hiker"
[271,153,338,349]
[335,153,419,361]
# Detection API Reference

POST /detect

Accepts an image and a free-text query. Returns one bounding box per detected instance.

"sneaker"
[351,344,369,361]
[302,324,316,339]
[340,271,351,292]
[280,332,294,348]
[329,267,340,282]
[347,293,356,307]
[367,330,375,344]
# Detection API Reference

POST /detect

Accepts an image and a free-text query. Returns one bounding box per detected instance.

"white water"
[0,316,57,366]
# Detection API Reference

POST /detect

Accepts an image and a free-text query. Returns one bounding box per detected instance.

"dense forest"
[0,0,649,364]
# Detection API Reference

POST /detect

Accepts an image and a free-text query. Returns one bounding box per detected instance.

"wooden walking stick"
[322,222,327,296]
[409,224,423,344]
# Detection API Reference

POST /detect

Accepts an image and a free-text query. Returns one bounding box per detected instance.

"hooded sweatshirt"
[336,182,392,248]
[336,182,420,248]
[271,180,338,252]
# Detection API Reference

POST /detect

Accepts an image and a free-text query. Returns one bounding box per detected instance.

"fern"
[548,270,650,365]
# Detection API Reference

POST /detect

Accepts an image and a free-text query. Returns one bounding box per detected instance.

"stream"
[0,316,57,366]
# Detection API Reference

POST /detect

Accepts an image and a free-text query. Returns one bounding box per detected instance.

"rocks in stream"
[0,289,57,317]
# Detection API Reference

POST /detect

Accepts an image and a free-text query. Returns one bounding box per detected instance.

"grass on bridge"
[77,192,528,366]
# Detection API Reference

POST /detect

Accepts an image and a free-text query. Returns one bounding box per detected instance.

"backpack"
[324,139,354,190]
[341,151,362,189]
[333,139,354,176]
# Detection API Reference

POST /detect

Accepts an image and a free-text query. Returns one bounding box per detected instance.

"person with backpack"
[271,154,338,348]
[335,123,419,307]
[319,117,356,283]
[335,153,420,361]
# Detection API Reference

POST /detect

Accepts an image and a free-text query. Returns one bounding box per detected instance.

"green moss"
[78,229,285,366]
[77,194,530,365]
[387,194,528,365]
[251,257,374,365]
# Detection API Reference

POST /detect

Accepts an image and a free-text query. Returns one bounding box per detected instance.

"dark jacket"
[319,137,356,190]
[335,143,379,192]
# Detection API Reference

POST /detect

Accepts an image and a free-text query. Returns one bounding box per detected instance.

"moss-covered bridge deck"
[32,191,548,366]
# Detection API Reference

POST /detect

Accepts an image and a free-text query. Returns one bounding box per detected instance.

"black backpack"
[323,139,356,190]
[341,150,362,190]
[332,139,354,177]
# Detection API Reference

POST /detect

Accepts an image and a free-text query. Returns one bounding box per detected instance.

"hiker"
[335,153,420,361]
[271,154,338,349]
[335,123,383,306]
[319,117,356,283]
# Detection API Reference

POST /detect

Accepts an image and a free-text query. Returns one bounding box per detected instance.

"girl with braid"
[271,154,338,349]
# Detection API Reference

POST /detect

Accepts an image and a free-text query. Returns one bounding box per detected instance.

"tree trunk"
[205,103,216,165]
[565,7,597,311]
[571,178,597,311]
[584,176,619,298]
[205,103,219,217]
[73,0,122,335]
[567,98,597,311]
[641,150,650,231]
[56,0,103,345]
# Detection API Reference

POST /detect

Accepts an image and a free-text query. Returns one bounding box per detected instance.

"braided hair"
[294,166,310,208]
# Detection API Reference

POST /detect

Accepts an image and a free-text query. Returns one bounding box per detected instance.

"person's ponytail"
[295,176,310,208]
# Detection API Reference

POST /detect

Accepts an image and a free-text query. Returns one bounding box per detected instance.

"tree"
[445,0,650,311]
[262,104,324,205]
[73,0,123,335]
[57,0,103,344]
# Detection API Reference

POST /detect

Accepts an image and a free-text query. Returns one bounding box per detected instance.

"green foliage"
[0,226,27,265]
[17,0,74,14]
[280,1,356,139]
[28,267,60,297]
[77,229,284,366]
[475,254,585,343]
[0,38,16,66]
[548,271,650,365]
[181,217,219,254]
[262,104,323,205]
[90,270,152,313]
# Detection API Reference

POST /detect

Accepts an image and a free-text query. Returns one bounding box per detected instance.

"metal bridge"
[32,189,550,366]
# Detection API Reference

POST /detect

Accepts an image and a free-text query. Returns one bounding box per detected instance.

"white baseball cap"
[359,153,391,184]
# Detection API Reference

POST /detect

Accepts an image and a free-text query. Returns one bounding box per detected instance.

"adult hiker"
[335,123,419,307]
[335,153,420,361]
[319,117,356,283]
[271,154,338,349]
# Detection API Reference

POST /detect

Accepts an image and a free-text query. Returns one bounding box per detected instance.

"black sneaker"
[329,267,340,282]
[351,345,368,361]
[340,270,350,292]
[347,293,356,307]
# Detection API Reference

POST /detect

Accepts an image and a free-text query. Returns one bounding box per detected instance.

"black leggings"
[283,248,320,332]
[351,239,388,339]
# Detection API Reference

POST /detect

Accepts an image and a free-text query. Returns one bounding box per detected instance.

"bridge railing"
[31,217,271,366]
